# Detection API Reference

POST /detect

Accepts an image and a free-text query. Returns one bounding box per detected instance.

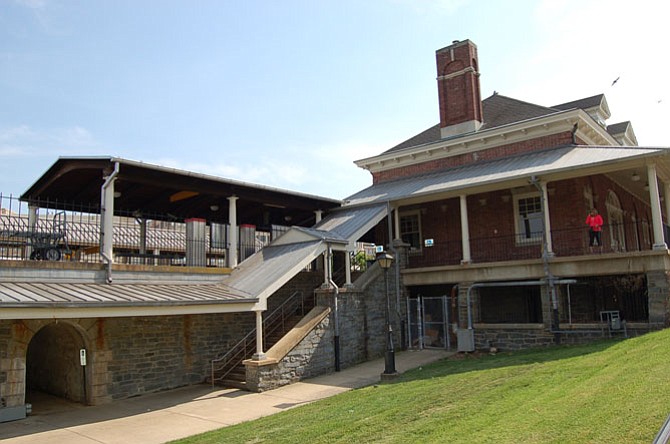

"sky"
[1,0,669,200]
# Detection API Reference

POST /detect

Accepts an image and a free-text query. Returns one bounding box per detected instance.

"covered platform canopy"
[20,156,342,228]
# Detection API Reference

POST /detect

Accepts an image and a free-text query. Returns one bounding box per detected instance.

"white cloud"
[0,125,100,158]
[501,0,670,146]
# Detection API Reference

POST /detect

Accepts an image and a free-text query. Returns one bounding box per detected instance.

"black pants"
[589,229,602,246]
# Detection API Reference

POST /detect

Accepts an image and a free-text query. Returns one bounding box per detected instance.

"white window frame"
[399,210,422,252]
[513,192,543,245]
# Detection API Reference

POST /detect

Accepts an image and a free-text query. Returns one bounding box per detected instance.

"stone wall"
[0,312,254,408]
[246,246,410,392]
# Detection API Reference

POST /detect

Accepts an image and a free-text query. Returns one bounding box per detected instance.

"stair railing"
[211,290,310,386]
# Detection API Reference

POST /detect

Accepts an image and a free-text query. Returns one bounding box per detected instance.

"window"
[606,191,626,251]
[514,193,543,243]
[400,211,421,251]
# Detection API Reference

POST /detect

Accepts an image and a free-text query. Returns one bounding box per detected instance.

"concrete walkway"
[0,349,452,444]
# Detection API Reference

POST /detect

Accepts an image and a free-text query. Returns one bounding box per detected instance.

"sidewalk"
[0,349,452,444]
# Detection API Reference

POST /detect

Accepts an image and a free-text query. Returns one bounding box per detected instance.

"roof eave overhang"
[388,150,670,208]
[355,109,618,174]
[0,299,260,320]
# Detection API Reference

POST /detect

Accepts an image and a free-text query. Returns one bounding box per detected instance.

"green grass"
[173,329,670,443]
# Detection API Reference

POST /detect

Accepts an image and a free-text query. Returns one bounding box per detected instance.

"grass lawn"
[173,329,670,443]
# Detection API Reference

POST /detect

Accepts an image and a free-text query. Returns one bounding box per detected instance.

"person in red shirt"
[585,208,604,251]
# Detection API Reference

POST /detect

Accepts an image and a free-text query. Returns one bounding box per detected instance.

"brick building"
[2,38,670,422]
[345,39,670,351]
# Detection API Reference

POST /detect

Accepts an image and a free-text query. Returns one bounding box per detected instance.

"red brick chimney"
[436,39,483,138]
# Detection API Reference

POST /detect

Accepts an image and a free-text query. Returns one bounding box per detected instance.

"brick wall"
[373,132,577,184]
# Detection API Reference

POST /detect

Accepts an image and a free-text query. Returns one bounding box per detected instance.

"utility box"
[457,329,475,352]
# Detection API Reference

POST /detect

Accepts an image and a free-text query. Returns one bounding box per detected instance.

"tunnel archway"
[25,322,88,406]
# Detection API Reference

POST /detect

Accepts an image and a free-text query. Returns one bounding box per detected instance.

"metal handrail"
[210,290,306,386]
[653,412,670,444]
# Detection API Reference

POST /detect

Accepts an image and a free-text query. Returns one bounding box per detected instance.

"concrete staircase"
[211,291,315,389]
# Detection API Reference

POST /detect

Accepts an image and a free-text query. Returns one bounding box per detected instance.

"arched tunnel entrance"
[26,322,88,408]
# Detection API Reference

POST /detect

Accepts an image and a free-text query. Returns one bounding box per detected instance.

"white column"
[253,310,266,360]
[393,205,401,241]
[647,164,667,249]
[344,250,352,287]
[664,183,670,229]
[227,196,238,267]
[460,195,471,263]
[101,177,115,262]
[315,210,325,272]
[540,181,554,255]
[27,204,38,258]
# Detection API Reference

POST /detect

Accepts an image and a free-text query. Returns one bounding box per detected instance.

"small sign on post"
[79,349,87,366]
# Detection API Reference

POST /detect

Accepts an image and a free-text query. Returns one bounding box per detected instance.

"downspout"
[100,161,119,283]
[326,244,341,372]
[386,201,403,348]
[571,123,578,144]
[530,175,560,344]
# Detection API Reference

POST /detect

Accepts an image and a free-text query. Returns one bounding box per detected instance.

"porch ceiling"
[20,157,341,228]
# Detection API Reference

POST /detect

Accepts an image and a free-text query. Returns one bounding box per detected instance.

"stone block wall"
[246,315,333,392]
[246,248,410,392]
[0,312,254,408]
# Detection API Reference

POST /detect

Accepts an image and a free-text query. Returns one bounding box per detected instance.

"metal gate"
[407,295,452,350]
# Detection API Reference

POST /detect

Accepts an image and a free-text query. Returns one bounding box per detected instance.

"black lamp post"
[377,251,397,377]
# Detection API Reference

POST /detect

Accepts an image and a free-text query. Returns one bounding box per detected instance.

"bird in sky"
[611,76,620,86]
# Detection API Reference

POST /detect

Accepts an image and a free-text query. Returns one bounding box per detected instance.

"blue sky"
[1,0,668,200]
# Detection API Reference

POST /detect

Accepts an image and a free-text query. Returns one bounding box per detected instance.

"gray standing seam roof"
[345,145,670,206]
[0,282,255,307]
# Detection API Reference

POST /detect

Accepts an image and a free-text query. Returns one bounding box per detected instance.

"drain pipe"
[386,201,404,348]
[530,175,560,344]
[326,244,341,372]
[100,161,119,283]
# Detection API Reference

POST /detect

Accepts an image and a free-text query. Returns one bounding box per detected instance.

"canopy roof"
[21,157,341,228]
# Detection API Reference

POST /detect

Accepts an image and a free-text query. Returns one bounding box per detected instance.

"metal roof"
[20,156,341,228]
[223,241,328,304]
[0,281,255,308]
[345,145,670,206]
[221,204,389,304]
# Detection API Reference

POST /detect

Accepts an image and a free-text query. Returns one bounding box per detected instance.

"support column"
[315,210,324,272]
[664,183,670,229]
[393,205,401,241]
[540,181,554,255]
[344,250,353,288]
[101,175,116,263]
[138,218,147,255]
[252,310,266,360]
[460,195,471,263]
[27,205,38,258]
[228,196,239,267]
[647,164,667,250]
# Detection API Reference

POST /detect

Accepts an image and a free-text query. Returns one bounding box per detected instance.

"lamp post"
[377,251,397,378]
